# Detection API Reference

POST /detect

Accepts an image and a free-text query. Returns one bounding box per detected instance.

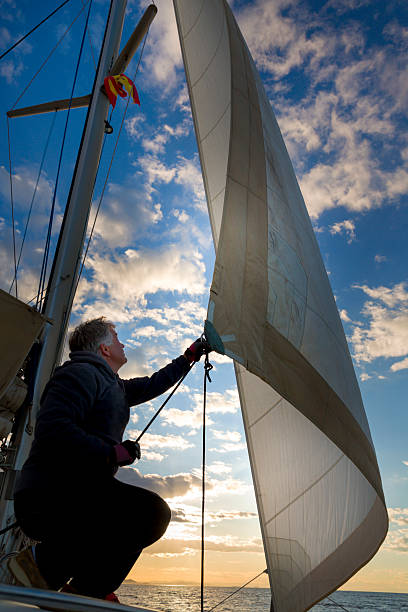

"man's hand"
[184,338,211,363]
[113,440,141,466]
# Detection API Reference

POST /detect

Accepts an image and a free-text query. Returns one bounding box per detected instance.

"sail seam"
[248,398,282,429]
[200,101,231,147]
[189,4,226,90]
[179,0,206,39]
[265,454,345,526]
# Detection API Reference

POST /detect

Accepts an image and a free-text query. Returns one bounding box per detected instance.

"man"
[10,317,207,602]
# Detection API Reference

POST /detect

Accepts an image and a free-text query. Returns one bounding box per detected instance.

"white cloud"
[127,431,194,453]
[212,430,242,443]
[172,209,189,223]
[391,358,408,373]
[207,461,232,475]
[89,183,162,247]
[139,0,182,91]
[237,0,330,79]
[125,113,145,137]
[146,535,263,557]
[388,508,408,527]
[189,389,240,418]
[340,309,351,323]
[350,283,408,364]
[116,467,203,498]
[136,154,205,209]
[382,528,408,553]
[329,219,356,243]
[75,246,207,322]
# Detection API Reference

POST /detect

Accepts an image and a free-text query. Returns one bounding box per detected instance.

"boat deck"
[0,584,157,611]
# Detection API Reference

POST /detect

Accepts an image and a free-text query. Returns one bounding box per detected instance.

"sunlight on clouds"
[340,309,351,323]
[76,245,206,318]
[382,529,408,553]
[207,462,232,475]
[391,358,408,373]
[147,535,263,557]
[388,508,408,527]
[128,431,194,452]
[212,430,241,443]
[191,389,239,415]
[162,405,214,432]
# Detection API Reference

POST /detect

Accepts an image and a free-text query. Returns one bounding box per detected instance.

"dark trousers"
[14,478,171,598]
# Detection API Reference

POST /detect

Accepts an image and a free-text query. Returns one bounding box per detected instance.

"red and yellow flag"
[103,73,140,109]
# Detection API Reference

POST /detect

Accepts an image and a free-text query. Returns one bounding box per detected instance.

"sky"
[0,0,407,596]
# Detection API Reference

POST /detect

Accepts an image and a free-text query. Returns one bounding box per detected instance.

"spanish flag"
[104,74,140,109]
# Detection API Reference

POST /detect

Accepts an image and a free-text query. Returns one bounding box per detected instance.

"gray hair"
[69,317,114,354]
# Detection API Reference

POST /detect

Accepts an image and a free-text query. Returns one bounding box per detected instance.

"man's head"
[69,317,127,372]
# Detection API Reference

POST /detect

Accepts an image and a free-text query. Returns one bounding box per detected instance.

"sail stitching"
[265,454,345,526]
[200,101,231,147]
[178,0,206,40]
[189,5,226,90]
[248,398,282,429]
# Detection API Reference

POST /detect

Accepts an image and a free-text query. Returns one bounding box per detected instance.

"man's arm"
[122,355,190,407]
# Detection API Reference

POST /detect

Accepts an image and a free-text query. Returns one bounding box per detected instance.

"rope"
[9,0,90,112]
[9,111,57,295]
[0,521,18,537]
[200,351,213,612]
[36,0,94,311]
[136,363,194,443]
[6,117,17,298]
[206,569,268,611]
[0,0,72,61]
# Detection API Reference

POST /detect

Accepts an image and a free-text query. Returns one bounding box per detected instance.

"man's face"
[107,327,127,371]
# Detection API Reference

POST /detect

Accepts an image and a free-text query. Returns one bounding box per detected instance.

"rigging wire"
[9,111,57,295]
[6,118,17,298]
[36,0,94,311]
[9,0,90,113]
[206,569,268,611]
[0,0,72,62]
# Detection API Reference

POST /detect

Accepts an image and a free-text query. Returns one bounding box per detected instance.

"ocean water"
[118,583,408,611]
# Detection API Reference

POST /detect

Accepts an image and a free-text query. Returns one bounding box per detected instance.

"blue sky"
[1,0,407,592]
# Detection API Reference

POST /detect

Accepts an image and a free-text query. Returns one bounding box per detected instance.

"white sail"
[173,1,388,610]
[0,289,46,401]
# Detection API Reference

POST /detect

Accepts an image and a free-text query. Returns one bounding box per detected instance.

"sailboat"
[0,1,388,611]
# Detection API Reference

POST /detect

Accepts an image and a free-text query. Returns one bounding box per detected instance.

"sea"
[118,583,408,611]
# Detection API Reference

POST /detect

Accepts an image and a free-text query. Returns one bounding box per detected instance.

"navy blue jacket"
[16,351,190,493]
